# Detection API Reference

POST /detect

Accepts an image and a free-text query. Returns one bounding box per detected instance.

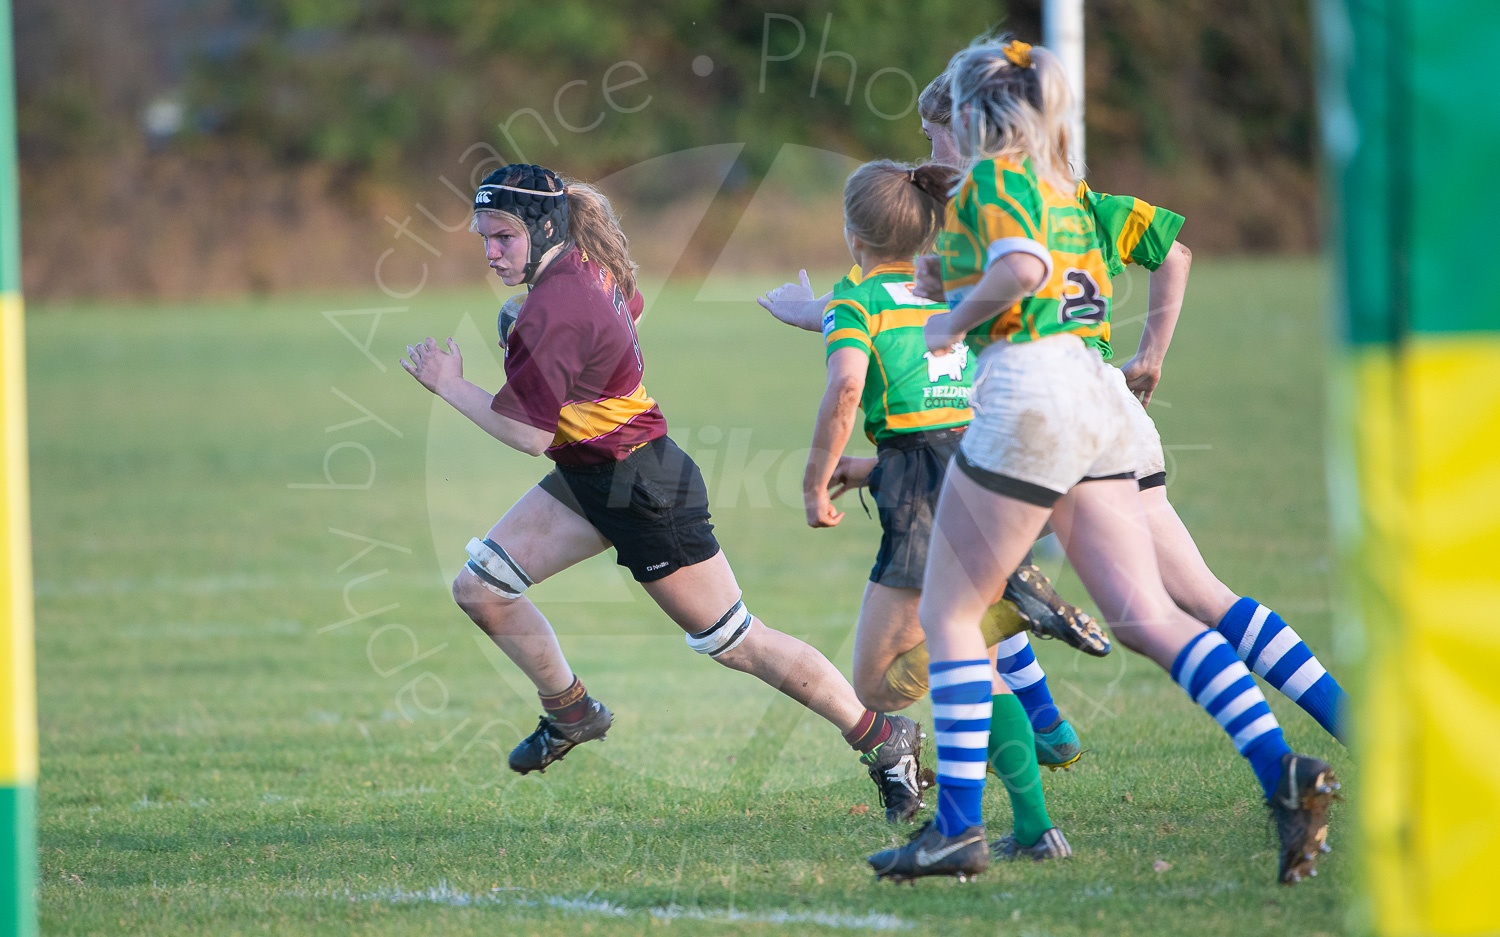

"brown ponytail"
[910,162,959,207]
[842,160,960,262]
[559,179,638,299]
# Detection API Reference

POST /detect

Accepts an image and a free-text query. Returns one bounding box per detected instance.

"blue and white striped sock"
[994,633,1062,731]
[930,659,993,836]
[1171,630,1291,799]
[1215,597,1347,743]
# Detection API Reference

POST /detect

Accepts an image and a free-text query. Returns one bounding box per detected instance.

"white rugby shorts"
[955,333,1139,505]
[1103,365,1167,485]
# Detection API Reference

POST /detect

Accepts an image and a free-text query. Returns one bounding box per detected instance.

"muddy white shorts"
[1103,366,1168,489]
[956,334,1140,507]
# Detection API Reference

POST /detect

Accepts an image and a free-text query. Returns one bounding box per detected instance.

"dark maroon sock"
[539,675,590,723]
[843,710,892,753]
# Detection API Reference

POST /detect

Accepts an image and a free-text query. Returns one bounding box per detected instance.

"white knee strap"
[465,537,533,599]
[686,598,754,658]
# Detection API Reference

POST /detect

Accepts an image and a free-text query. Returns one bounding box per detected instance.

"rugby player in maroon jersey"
[401,164,928,822]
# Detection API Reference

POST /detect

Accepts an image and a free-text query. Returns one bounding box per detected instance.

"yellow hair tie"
[1003,40,1033,68]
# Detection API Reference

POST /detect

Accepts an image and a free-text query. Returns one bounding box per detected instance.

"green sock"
[987,693,1053,847]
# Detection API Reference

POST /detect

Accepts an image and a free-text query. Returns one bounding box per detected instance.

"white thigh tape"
[464,537,534,598]
[686,599,754,657]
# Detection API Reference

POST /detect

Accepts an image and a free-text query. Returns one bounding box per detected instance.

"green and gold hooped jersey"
[1082,189,1185,278]
[936,156,1180,359]
[823,261,975,443]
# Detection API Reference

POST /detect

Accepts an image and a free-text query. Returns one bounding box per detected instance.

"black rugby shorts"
[539,435,720,582]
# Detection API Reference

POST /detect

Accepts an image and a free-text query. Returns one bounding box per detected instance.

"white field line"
[301,881,913,930]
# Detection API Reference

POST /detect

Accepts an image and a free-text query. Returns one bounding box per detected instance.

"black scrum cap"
[473,164,569,284]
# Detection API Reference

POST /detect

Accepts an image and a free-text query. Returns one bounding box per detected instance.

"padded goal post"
[0,1,36,935]
[1320,0,1500,932]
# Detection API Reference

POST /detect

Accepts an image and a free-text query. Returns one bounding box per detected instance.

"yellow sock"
[981,599,1027,644]
[881,600,1028,703]
[883,640,930,703]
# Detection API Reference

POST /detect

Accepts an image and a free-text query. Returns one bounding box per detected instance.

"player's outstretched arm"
[400,337,553,456]
[803,347,868,528]
[757,269,832,332]
[1122,240,1192,406]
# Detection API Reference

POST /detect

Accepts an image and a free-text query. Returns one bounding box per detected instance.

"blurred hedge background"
[13,0,1317,300]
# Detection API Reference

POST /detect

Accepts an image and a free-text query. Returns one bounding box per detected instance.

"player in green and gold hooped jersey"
[1082,190,1350,752]
[795,158,1066,854]
[755,73,1113,784]
[887,36,1336,886]
[922,62,1351,752]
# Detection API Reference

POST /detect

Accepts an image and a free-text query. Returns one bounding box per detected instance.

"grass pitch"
[32,258,1352,935]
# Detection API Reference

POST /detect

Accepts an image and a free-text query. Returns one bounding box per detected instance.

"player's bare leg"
[451,485,615,774]
[1141,486,1348,742]
[1047,481,1202,668]
[1138,487,1239,625]
[644,550,865,728]
[452,485,612,692]
[1050,480,1336,883]
[851,583,926,712]
[646,551,928,821]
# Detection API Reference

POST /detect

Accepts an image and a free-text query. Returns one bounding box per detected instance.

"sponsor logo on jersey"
[923,342,969,382]
[882,281,939,306]
[821,308,837,338]
[1046,206,1096,253]
[922,385,970,399]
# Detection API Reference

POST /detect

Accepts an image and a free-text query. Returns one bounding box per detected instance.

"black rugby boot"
[1269,752,1340,884]
[1004,560,1111,657]
[867,820,988,883]
[507,698,613,775]
[860,714,928,823]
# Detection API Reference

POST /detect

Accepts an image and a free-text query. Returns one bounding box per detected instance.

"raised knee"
[856,680,916,714]
[452,568,497,616]
[451,567,527,630]
[465,536,534,596]
[453,537,535,613]
[853,671,896,712]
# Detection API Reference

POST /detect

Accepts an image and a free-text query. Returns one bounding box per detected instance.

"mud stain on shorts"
[1001,408,1061,480]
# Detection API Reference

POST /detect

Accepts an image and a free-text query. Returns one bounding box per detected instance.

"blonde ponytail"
[1029,46,1085,181]
[559,179,638,299]
[917,68,954,125]
[945,37,1080,192]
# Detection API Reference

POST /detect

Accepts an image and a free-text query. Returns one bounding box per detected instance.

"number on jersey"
[1058,268,1105,323]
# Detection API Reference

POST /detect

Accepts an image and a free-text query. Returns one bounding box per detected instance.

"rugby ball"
[497,296,524,349]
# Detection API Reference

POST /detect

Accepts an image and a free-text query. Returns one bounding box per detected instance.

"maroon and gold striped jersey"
[490,247,666,465]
